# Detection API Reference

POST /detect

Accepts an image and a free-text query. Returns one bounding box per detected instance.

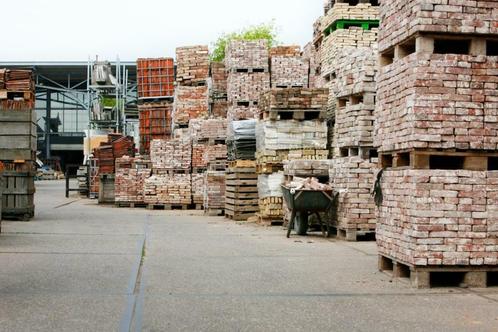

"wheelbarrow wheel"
[294,212,309,236]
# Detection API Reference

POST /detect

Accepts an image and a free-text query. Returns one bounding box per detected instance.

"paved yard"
[0,181,497,331]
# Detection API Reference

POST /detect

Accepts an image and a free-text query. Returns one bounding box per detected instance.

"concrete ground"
[1,181,497,332]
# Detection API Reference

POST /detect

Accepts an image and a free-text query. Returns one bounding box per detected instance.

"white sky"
[1,0,322,61]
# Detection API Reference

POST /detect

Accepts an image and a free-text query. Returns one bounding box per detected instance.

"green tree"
[210,21,280,62]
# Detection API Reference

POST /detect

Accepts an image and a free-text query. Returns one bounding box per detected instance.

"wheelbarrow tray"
[281,185,334,212]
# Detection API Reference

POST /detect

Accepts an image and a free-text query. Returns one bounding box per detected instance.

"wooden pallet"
[379,255,498,289]
[152,169,190,175]
[256,214,284,227]
[205,209,225,217]
[147,204,188,210]
[334,227,376,242]
[225,210,257,221]
[193,138,226,145]
[229,67,269,74]
[379,149,498,171]
[115,202,147,209]
[259,109,327,121]
[228,160,256,168]
[256,163,284,174]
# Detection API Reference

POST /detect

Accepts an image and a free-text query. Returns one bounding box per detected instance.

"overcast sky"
[1,0,322,62]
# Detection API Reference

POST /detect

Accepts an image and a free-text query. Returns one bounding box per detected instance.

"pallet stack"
[0,69,36,221]
[144,138,192,209]
[269,46,309,88]
[375,0,498,288]
[114,156,152,208]
[256,88,329,224]
[137,58,175,154]
[225,160,259,221]
[225,119,258,221]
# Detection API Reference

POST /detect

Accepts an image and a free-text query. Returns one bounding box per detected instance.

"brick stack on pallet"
[137,58,175,154]
[256,88,329,224]
[270,46,309,88]
[374,0,498,288]
[314,1,380,241]
[92,134,135,204]
[188,118,228,208]
[173,46,210,128]
[210,62,228,118]
[189,118,228,171]
[223,40,270,221]
[320,1,379,121]
[225,40,270,121]
[204,168,226,216]
[0,69,36,221]
[114,156,152,208]
[144,138,192,209]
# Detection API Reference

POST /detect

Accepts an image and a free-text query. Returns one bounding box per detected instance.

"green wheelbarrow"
[281,185,338,238]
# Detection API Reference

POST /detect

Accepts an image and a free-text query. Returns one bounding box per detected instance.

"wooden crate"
[1,171,35,221]
[0,109,37,161]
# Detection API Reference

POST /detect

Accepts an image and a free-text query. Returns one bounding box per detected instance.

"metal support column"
[45,90,52,159]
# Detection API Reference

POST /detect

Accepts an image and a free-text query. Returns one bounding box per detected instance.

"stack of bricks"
[329,156,378,241]
[210,62,228,118]
[225,40,270,121]
[173,85,209,127]
[189,118,227,170]
[270,46,309,88]
[192,144,227,169]
[256,89,329,165]
[375,0,498,287]
[203,170,226,214]
[320,0,379,81]
[114,156,151,205]
[145,137,192,207]
[312,1,380,241]
[150,138,191,170]
[173,45,210,128]
[191,173,205,207]
[331,48,377,156]
[176,46,210,86]
[144,173,192,206]
[256,88,328,222]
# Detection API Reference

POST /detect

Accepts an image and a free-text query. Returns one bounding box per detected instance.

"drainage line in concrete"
[119,233,146,332]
